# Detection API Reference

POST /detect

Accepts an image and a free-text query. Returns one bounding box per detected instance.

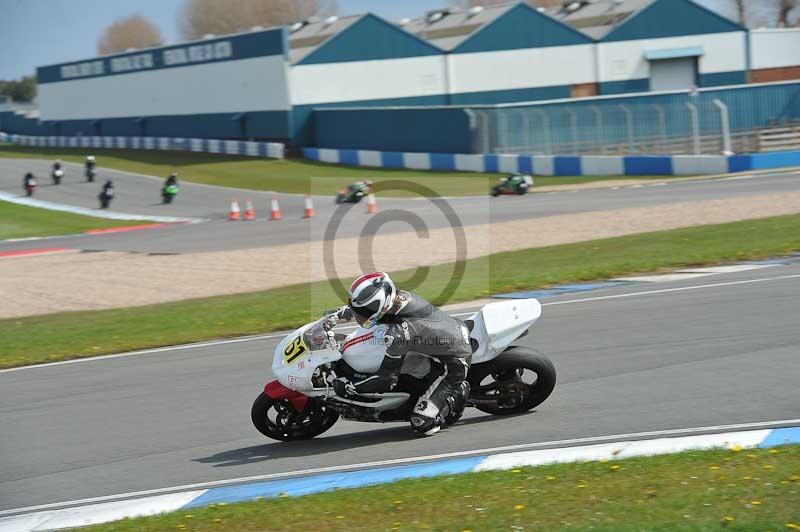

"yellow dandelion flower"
[515,504,525,510]
[764,465,775,469]
[709,465,720,470]
[213,518,222,523]
[610,465,621,471]
[730,445,742,452]
[336,515,345,519]
[546,476,557,481]
[785,523,800,530]
[184,515,193,519]
[511,469,522,474]
[394,500,403,504]
[743,476,752,480]
[177,526,186,530]
[747,454,757,458]
[769,449,780,454]
[789,475,800,482]
[751,500,762,505]
[722,516,735,522]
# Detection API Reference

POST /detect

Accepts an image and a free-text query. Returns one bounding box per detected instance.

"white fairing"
[342,325,433,378]
[272,319,341,395]
[467,298,542,364]
[341,324,389,373]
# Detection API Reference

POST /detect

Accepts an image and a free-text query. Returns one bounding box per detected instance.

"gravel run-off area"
[1,191,799,318]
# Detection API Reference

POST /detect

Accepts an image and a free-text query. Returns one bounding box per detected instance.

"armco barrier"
[303,147,800,175]
[0,133,285,159]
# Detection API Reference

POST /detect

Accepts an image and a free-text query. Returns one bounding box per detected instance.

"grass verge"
[80,445,800,532]
[0,200,139,239]
[1,145,662,196]
[1,213,799,369]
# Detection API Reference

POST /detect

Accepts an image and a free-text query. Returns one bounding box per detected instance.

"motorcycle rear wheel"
[251,393,339,442]
[468,346,556,415]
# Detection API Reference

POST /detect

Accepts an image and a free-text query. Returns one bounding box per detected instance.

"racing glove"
[333,377,358,397]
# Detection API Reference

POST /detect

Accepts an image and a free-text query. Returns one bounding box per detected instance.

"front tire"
[468,347,556,415]
[251,393,339,442]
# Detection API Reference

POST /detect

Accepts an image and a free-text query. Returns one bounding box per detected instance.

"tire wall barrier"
[302,146,800,175]
[0,132,285,159]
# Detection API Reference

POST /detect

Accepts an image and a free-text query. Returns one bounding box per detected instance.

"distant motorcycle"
[491,174,533,197]
[162,184,179,204]
[86,167,96,183]
[98,181,114,209]
[23,174,37,197]
[335,180,372,204]
[52,167,64,185]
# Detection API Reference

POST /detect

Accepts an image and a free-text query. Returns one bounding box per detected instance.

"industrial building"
[1,0,799,151]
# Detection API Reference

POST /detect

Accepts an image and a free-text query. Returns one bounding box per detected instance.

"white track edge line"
[3,272,798,374]
[1,417,797,518]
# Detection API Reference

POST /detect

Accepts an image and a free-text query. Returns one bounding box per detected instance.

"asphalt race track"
[1,158,800,254]
[1,265,798,512]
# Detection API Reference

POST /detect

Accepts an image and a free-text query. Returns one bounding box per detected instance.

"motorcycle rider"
[165,172,178,188]
[52,160,63,184]
[23,172,37,196]
[99,179,114,209]
[85,156,96,181]
[330,272,472,436]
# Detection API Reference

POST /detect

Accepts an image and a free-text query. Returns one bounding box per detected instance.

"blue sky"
[0,0,447,79]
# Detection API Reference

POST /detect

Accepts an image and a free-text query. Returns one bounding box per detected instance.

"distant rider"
[23,172,37,196]
[99,179,114,208]
[165,172,178,188]
[328,272,472,436]
[85,156,96,181]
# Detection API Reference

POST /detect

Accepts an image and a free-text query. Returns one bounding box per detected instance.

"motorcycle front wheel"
[251,393,339,442]
[468,346,556,415]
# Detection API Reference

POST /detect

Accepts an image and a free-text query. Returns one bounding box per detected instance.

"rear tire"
[468,347,556,415]
[251,393,339,442]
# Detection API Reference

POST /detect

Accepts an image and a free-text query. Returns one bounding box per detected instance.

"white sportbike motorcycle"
[252,298,555,441]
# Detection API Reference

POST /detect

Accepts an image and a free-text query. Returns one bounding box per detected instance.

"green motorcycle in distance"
[491,174,534,197]
[162,184,179,204]
[335,180,373,204]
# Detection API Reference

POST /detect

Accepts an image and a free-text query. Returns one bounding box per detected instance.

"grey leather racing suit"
[342,291,472,431]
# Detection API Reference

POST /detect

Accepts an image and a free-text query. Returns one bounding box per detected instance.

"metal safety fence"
[469,81,800,156]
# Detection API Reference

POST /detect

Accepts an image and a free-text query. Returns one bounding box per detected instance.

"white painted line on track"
[543,273,800,307]
[3,272,799,375]
[2,417,797,518]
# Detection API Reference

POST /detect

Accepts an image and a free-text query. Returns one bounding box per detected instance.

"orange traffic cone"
[229,198,241,221]
[303,195,315,219]
[244,199,255,221]
[366,192,377,214]
[270,194,281,220]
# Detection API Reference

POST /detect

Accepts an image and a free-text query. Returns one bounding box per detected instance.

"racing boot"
[443,381,470,426]
[409,397,445,436]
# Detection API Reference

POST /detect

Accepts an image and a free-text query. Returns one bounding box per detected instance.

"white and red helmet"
[348,272,396,328]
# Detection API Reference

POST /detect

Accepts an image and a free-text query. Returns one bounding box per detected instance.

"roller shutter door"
[649,57,697,91]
